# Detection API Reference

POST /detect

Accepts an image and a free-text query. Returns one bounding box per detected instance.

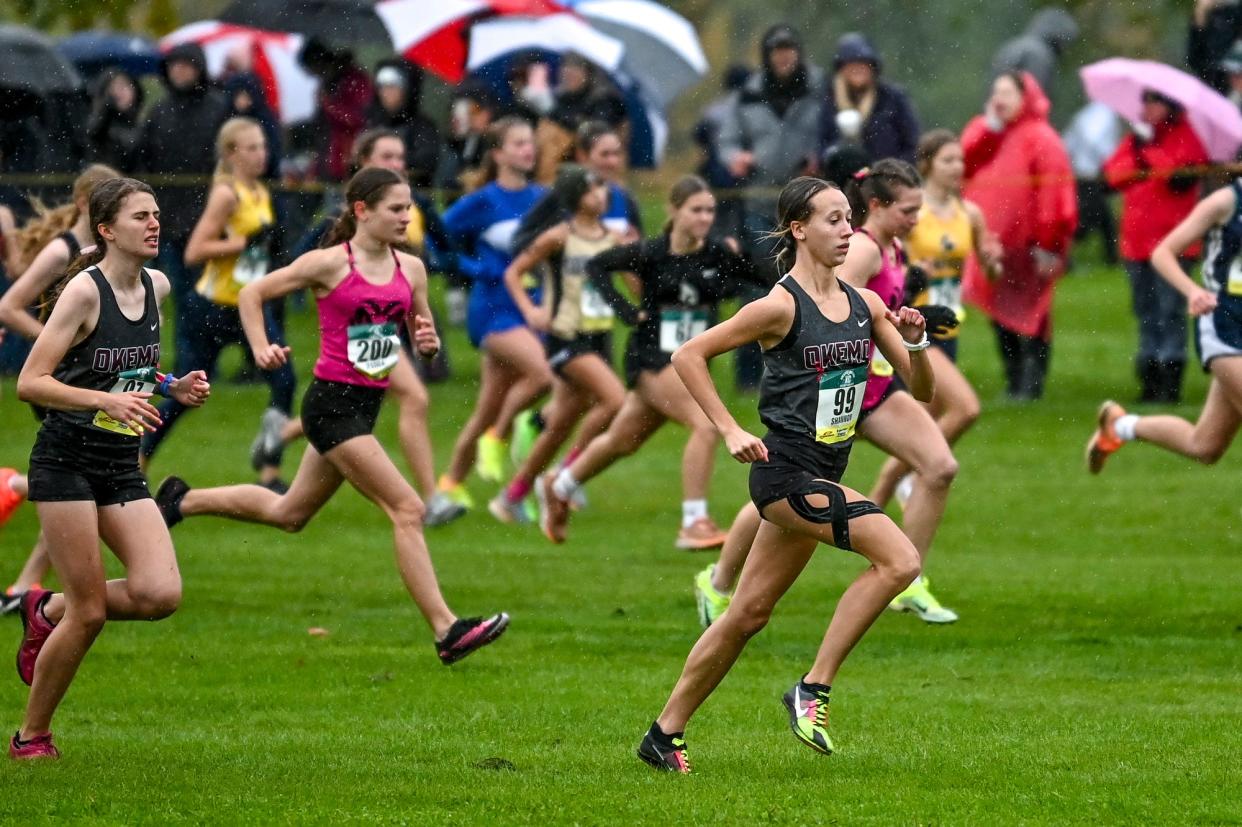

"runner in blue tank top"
[636,177,935,774]
[1089,178,1242,471]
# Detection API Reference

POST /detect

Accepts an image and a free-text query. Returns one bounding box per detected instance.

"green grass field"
[0,259,1239,824]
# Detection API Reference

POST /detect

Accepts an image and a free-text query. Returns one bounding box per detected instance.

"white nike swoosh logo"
[856,318,867,327]
[150,323,158,331]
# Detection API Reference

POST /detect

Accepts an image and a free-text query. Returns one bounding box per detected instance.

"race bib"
[231,242,269,287]
[870,348,894,378]
[929,276,964,315]
[659,308,708,353]
[579,283,614,330]
[815,366,867,444]
[347,323,400,380]
[1227,257,1242,296]
[93,367,160,437]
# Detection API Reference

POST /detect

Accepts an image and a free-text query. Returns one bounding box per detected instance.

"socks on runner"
[552,469,580,502]
[1114,414,1139,442]
[505,476,533,504]
[682,499,707,528]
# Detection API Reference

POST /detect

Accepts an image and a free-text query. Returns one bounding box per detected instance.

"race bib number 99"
[348,323,400,380]
[815,366,866,444]
[659,308,708,353]
[93,367,160,436]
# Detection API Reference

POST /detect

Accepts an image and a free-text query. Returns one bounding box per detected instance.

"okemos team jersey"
[758,276,873,447]
[36,267,161,465]
[1202,179,1242,298]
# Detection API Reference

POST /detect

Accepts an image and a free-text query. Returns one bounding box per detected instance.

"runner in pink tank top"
[314,241,412,388]
[855,226,906,412]
[156,167,510,665]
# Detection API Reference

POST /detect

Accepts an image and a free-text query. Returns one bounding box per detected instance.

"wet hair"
[768,176,839,272]
[996,70,1026,95]
[351,127,404,174]
[575,120,620,157]
[845,158,921,227]
[662,174,712,234]
[461,116,530,193]
[44,177,155,318]
[321,167,407,249]
[553,164,600,213]
[213,116,264,181]
[13,164,122,274]
[915,129,959,179]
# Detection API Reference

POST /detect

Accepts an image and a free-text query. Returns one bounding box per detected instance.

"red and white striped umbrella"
[376,0,565,83]
[160,21,319,124]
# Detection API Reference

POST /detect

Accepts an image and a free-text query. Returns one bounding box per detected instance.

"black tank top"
[41,266,161,449]
[58,230,82,262]
[758,276,872,448]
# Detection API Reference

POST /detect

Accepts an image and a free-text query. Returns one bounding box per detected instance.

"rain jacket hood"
[1026,7,1079,54]
[159,42,210,94]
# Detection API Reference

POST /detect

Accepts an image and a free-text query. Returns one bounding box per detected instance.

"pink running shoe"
[17,589,54,686]
[436,613,510,665]
[9,731,59,760]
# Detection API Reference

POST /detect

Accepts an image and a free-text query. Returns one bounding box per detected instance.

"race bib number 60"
[659,308,708,353]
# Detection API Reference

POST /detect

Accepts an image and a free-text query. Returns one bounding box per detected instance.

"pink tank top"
[857,228,906,412]
[313,242,413,388]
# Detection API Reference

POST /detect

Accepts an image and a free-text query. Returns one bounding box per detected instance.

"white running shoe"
[249,407,289,470]
[424,492,467,528]
[894,473,914,511]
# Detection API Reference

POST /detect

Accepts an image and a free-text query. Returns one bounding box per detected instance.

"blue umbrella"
[58,31,161,78]
[470,51,664,167]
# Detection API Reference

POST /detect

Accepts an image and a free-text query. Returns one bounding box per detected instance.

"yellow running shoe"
[477,431,508,482]
[694,564,731,628]
[437,476,475,511]
[889,576,958,624]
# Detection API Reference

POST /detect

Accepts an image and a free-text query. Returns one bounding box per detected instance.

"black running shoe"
[436,613,509,665]
[637,723,691,773]
[155,476,190,528]
[261,478,289,495]
[0,590,22,617]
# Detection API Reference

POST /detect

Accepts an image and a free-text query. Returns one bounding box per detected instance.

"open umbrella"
[58,31,162,78]
[218,0,391,49]
[561,0,707,108]
[161,22,320,125]
[376,0,564,83]
[1081,58,1242,162]
[0,25,82,97]
[466,14,624,75]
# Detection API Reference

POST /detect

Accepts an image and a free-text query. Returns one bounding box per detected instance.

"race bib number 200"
[348,323,400,380]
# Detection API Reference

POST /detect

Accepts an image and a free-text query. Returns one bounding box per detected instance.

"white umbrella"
[563,0,707,107]
[467,13,625,74]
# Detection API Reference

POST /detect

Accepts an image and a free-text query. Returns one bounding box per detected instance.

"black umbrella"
[0,25,82,96]
[217,0,391,49]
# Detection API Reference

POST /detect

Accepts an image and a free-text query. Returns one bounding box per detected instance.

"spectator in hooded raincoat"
[367,59,441,188]
[991,7,1080,95]
[817,32,920,165]
[962,70,1077,401]
[1189,0,1242,94]
[1103,91,1210,404]
[87,67,145,171]
[299,40,372,182]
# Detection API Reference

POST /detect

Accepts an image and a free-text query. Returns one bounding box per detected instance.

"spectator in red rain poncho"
[962,70,1077,401]
[1103,91,1209,404]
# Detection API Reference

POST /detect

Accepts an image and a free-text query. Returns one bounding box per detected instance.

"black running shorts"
[302,378,385,454]
[546,332,612,377]
[27,459,150,506]
[748,430,852,514]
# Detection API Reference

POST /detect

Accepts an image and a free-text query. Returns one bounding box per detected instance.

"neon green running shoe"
[781,680,834,755]
[694,564,731,628]
[477,431,509,483]
[438,477,475,511]
[510,410,541,466]
[889,576,958,624]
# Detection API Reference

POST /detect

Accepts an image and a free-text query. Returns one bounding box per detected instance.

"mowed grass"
[0,260,1239,825]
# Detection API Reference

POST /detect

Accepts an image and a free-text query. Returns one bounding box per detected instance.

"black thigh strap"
[787,479,884,551]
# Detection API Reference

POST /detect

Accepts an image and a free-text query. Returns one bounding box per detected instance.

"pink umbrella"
[1081,58,1242,162]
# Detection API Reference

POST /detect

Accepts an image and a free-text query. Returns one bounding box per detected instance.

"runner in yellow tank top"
[196,176,274,306]
[869,132,1003,563]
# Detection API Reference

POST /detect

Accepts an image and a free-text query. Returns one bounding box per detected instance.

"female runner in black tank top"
[11,178,210,760]
[636,178,934,774]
